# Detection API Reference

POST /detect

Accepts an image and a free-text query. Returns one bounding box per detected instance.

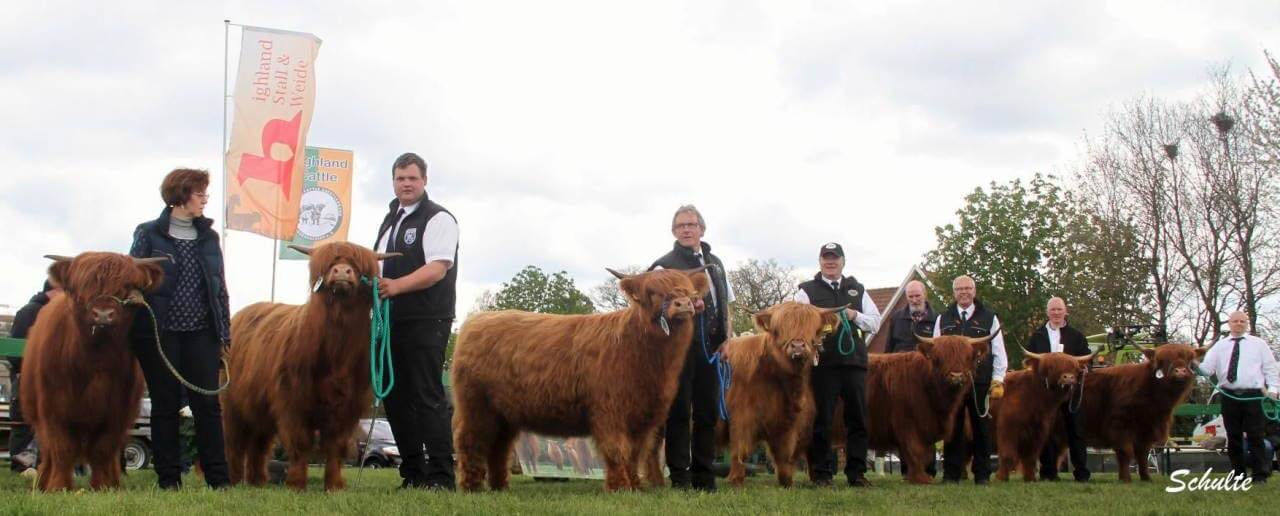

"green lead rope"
[1191,363,1280,422]
[835,309,859,356]
[364,276,395,405]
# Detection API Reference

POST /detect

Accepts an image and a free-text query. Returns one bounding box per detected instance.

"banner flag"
[224,25,322,240]
[279,147,354,260]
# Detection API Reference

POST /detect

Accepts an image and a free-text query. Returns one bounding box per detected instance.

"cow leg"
[279,428,314,491]
[453,409,494,492]
[767,429,799,488]
[243,433,273,486]
[996,453,1013,482]
[1115,445,1133,483]
[224,423,244,486]
[1019,447,1038,482]
[727,417,754,487]
[41,445,74,492]
[1134,443,1153,482]
[89,450,123,490]
[640,428,665,488]
[624,431,652,490]
[486,424,518,491]
[322,432,349,492]
[593,432,633,492]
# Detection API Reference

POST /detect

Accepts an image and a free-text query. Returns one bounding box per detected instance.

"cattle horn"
[287,244,314,256]
[375,252,402,261]
[606,268,634,279]
[44,254,74,262]
[964,327,1001,347]
[914,333,934,345]
[132,256,169,265]
[1020,347,1044,361]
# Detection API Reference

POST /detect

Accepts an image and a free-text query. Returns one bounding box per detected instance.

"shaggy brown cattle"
[1069,344,1207,482]
[452,267,709,492]
[864,334,991,484]
[222,242,392,491]
[993,350,1093,482]
[21,252,164,490]
[720,302,840,487]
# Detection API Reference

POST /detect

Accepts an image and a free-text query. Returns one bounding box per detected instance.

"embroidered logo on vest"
[404,227,418,246]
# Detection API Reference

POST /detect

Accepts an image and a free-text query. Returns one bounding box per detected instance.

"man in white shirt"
[1199,311,1280,483]
[932,275,1007,485]
[374,152,460,490]
[792,242,881,487]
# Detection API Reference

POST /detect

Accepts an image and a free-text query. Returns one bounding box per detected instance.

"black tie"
[1227,336,1243,383]
[831,281,840,291]
[388,208,406,252]
[960,309,968,321]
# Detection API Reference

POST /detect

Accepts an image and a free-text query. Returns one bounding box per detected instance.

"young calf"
[720,302,841,487]
[994,350,1093,481]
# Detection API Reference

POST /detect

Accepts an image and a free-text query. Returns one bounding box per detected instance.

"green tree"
[492,265,595,315]
[924,174,1150,368]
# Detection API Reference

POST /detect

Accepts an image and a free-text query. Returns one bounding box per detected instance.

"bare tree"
[726,259,803,332]
[589,265,644,312]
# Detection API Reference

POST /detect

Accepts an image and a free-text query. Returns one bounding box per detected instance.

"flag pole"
[221,19,230,251]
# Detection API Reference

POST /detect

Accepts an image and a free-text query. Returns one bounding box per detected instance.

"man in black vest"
[882,278,938,478]
[1027,297,1092,482]
[651,204,734,492]
[932,275,1008,485]
[375,152,460,490]
[794,242,881,487]
[885,279,937,354]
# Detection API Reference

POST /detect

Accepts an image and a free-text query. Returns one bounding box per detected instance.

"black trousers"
[385,318,455,487]
[808,365,869,482]
[1040,404,1090,480]
[7,368,35,471]
[665,338,724,489]
[133,327,229,488]
[944,381,991,482]
[1221,389,1270,481]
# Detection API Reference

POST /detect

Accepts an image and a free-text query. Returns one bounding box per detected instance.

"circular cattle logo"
[297,187,343,241]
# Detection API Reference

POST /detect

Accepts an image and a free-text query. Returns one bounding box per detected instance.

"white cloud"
[3,0,1279,322]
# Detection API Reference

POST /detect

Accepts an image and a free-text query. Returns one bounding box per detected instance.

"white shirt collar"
[397,199,422,216]
[957,304,973,317]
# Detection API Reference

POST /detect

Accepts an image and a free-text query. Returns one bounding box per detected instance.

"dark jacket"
[798,273,868,368]
[938,299,998,383]
[885,301,937,353]
[375,196,459,321]
[1026,323,1091,357]
[650,241,730,348]
[8,289,53,371]
[129,207,231,344]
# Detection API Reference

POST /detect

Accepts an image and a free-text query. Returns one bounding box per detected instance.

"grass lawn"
[0,467,1275,515]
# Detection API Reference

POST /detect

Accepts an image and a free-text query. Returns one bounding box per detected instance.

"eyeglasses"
[192,192,210,199]
[673,223,701,230]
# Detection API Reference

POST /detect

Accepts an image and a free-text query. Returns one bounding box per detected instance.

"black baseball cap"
[819,242,844,258]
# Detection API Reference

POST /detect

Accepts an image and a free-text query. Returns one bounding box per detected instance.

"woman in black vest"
[129,168,231,489]
[793,242,881,487]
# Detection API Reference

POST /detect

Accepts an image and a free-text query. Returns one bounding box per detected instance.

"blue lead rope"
[698,311,733,421]
[363,276,395,405]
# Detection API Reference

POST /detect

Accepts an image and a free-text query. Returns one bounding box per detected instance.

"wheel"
[362,456,389,469]
[123,439,151,470]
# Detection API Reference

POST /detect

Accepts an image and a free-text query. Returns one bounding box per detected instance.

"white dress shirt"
[376,200,459,274]
[932,305,1009,383]
[789,278,882,335]
[1200,334,1280,395]
[1046,323,1063,353]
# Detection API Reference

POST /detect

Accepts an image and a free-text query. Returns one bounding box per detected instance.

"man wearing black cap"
[793,242,881,487]
[375,152,459,490]
[650,204,735,492]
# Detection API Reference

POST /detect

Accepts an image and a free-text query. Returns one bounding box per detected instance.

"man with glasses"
[649,204,734,492]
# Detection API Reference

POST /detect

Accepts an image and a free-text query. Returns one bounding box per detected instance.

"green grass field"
[0,468,1275,515]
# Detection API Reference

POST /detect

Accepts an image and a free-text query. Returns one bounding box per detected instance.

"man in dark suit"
[1026,296,1092,482]
[885,280,937,354]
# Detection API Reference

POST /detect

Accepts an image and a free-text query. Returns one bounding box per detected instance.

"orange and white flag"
[224,26,322,240]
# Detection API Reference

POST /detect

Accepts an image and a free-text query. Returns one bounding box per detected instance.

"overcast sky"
[2,1,1277,320]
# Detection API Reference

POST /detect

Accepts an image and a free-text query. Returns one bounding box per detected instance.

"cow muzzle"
[667,297,694,318]
[947,371,967,386]
[1056,375,1078,388]
[786,340,808,360]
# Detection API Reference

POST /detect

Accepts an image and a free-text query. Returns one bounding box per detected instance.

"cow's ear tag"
[659,316,670,336]
[313,277,324,292]
[1155,369,1165,379]
[813,355,820,367]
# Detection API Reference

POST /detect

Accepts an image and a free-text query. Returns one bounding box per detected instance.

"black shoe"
[974,477,990,486]
[399,478,430,490]
[941,477,961,484]
[1252,476,1268,484]
[848,477,872,487]
[426,482,456,492]
[812,478,834,488]
[1041,475,1061,482]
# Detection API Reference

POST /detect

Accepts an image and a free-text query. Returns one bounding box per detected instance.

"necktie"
[1227,336,1243,383]
[960,310,968,321]
[831,281,840,291]
[388,208,406,252]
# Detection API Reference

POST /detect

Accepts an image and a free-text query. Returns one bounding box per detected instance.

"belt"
[1222,387,1264,397]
